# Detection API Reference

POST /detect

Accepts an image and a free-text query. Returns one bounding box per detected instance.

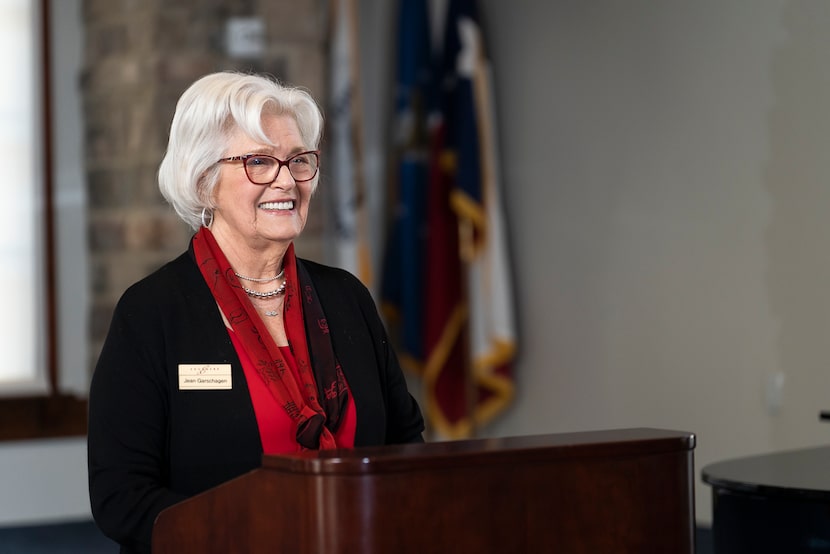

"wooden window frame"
[0,0,87,441]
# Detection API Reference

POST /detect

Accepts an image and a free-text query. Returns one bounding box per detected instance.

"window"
[0,0,47,393]
[0,0,87,440]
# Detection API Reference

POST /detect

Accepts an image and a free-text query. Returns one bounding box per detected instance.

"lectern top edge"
[261,427,695,476]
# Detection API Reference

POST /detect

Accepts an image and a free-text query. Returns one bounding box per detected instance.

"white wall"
[474,0,830,524]
[0,438,89,525]
[8,0,830,531]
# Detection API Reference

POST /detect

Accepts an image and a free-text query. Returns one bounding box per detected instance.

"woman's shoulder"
[116,251,201,309]
[298,258,375,308]
[298,258,366,289]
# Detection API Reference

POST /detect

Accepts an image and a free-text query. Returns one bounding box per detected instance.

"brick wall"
[82,0,329,367]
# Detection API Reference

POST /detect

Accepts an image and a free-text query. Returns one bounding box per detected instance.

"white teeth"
[259,200,294,210]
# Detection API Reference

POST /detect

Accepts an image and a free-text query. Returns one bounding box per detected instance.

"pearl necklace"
[241,280,287,299]
[235,267,286,316]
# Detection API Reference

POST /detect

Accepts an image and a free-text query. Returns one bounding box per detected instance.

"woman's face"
[211,113,315,251]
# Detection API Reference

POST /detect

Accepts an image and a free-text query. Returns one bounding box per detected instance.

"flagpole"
[459,217,477,439]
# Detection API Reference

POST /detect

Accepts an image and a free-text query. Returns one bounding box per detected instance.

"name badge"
[178,364,232,390]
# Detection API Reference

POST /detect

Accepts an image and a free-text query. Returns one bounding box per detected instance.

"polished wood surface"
[153,428,695,553]
[0,394,87,441]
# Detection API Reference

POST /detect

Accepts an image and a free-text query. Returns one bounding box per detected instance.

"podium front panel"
[153,427,695,553]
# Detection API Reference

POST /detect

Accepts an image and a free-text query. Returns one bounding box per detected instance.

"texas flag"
[384,0,517,439]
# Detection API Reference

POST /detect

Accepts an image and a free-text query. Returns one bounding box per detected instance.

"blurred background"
[2,0,830,544]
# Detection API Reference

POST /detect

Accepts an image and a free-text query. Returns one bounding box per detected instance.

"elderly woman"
[87,72,424,554]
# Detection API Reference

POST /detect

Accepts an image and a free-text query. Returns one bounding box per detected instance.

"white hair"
[158,72,324,230]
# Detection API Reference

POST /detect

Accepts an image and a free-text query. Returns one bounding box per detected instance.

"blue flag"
[381,0,433,371]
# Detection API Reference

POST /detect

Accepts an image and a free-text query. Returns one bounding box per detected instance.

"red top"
[229,329,357,453]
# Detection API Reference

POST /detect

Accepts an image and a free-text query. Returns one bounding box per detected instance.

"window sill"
[0,395,87,441]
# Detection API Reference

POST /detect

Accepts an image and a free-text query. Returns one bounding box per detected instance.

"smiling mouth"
[259,200,294,210]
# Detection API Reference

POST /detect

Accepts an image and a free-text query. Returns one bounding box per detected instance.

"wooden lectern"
[153,428,695,553]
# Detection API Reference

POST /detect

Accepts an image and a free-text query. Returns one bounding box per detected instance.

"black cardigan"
[87,248,424,554]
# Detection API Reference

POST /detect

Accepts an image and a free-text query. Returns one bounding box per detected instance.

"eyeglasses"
[216,151,320,184]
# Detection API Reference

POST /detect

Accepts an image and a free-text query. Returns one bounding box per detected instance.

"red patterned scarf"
[192,227,348,449]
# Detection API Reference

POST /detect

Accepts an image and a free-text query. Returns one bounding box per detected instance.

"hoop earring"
[201,207,214,228]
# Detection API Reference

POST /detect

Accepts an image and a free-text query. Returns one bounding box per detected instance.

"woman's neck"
[208,224,288,279]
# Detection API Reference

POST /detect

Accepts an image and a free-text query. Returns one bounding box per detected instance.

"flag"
[381,0,433,372]
[423,0,516,438]
[325,0,372,285]
[383,0,517,439]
